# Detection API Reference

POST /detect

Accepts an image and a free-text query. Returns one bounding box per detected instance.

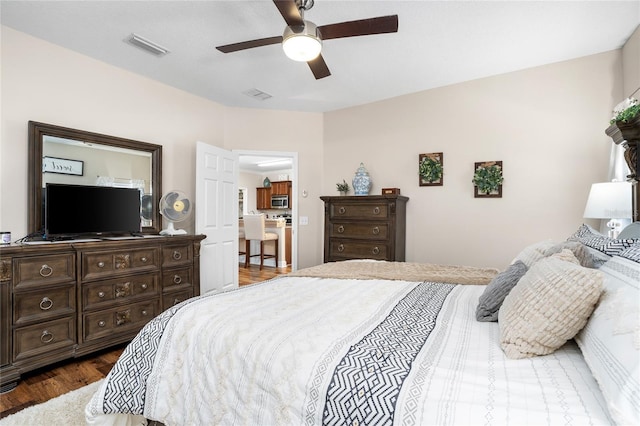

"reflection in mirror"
[28,121,162,237]
[43,136,153,226]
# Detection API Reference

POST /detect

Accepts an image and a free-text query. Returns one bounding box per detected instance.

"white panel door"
[195,141,238,293]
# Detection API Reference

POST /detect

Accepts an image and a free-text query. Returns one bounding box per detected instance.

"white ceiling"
[2,1,638,114]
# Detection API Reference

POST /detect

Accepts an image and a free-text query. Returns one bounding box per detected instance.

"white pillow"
[575,255,640,426]
[511,240,556,267]
[499,250,603,359]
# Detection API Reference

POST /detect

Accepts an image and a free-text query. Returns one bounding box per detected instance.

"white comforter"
[86,276,612,425]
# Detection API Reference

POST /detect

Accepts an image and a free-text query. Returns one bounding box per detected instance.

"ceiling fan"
[215,0,398,80]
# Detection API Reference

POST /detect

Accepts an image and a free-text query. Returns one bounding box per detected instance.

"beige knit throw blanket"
[286,260,499,285]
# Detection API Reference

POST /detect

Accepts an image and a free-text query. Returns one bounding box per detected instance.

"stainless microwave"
[271,194,289,209]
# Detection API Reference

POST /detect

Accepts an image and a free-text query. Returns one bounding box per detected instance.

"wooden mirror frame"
[28,121,162,236]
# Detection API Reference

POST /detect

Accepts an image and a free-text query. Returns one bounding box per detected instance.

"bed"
[86,224,639,426]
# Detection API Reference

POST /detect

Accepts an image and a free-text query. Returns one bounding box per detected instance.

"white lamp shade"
[583,182,633,219]
[282,21,322,62]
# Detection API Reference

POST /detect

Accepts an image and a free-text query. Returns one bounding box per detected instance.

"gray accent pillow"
[476,260,528,322]
[618,222,640,239]
[543,241,596,268]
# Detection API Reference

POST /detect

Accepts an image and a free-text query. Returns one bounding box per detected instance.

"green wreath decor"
[473,163,504,194]
[419,156,443,183]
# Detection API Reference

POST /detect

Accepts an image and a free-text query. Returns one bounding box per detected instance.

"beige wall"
[323,51,621,268]
[223,108,324,268]
[622,25,640,98]
[1,24,632,270]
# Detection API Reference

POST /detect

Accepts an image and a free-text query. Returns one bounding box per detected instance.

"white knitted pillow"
[499,249,603,359]
[511,240,556,267]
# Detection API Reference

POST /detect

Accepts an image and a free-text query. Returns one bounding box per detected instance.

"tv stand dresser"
[0,234,205,392]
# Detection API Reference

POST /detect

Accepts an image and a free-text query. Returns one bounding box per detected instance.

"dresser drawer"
[13,317,75,362]
[329,202,389,220]
[162,244,193,267]
[163,289,193,310]
[83,299,159,342]
[14,254,75,290]
[162,267,193,292]
[14,284,75,326]
[328,240,389,261]
[329,222,389,240]
[83,273,159,311]
[82,248,159,281]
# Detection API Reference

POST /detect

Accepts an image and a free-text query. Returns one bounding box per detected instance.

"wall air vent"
[243,88,272,101]
[127,33,170,56]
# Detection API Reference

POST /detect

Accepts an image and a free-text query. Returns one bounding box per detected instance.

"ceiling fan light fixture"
[282,21,322,62]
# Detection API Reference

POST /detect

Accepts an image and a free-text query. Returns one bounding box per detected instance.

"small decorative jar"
[352,163,372,196]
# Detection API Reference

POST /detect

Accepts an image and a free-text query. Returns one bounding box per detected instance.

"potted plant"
[606,97,640,179]
[336,179,350,195]
[606,97,640,143]
[473,162,504,196]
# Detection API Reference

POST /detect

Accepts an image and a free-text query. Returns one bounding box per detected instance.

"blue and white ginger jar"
[352,162,371,196]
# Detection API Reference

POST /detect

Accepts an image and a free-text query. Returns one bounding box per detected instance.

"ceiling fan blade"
[318,15,398,40]
[308,54,331,80]
[273,0,304,27]
[216,36,283,53]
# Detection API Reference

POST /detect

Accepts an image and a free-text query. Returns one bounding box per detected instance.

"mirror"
[28,121,162,235]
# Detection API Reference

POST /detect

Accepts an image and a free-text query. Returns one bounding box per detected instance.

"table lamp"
[583,181,633,238]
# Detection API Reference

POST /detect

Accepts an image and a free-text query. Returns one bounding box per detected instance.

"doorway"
[235,149,298,272]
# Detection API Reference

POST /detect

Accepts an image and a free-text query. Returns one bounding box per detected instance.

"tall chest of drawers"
[0,235,204,391]
[321,195,409,262]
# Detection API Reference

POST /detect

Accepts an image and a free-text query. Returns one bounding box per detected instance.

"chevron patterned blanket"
[86,273,612,425]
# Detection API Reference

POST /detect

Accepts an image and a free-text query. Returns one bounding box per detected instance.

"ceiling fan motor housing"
[282,20,322,61]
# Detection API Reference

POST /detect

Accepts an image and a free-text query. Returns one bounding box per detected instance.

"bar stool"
[243,214,278,270]
[239,229,246,265]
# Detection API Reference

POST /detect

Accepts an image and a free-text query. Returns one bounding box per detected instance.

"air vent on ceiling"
[243,88,272,101]
[127,33,170,56]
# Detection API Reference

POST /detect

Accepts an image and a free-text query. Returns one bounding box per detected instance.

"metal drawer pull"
[373,207,380,215]
[142,310,148,316]
[97,261,105,268]
[172,251,182,260]
[337,244,344,252]
[173,275,182,285]
[39,264,53,277]
[39,297,53,310]
[141,257,148,263]
[141,283,148,290]
[40,330,54,343]
[97,291,105,298]
[338,206,346,214]
[337,225,344,233]
[372,226,380,235]
[173,298,181,306]
[372,247,380,255]
[98,320,106,328]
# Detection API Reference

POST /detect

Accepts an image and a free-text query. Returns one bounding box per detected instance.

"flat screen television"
[45,183,141,240]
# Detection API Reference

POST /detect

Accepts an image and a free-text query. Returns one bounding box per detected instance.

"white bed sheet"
[87,276,613,425]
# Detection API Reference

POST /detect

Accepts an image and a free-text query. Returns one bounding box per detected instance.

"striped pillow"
[568,224,639,257]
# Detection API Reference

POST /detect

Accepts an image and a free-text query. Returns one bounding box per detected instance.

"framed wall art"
[42,156,84,176]
[419,152,443,186]
[473,161,503,198]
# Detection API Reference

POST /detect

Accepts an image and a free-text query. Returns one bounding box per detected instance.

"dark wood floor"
[0,264,290,418]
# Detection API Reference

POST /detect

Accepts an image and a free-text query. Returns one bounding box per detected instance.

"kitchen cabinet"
[271,181,291,196]
[256,187,271,210]
[256,180,292,210]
